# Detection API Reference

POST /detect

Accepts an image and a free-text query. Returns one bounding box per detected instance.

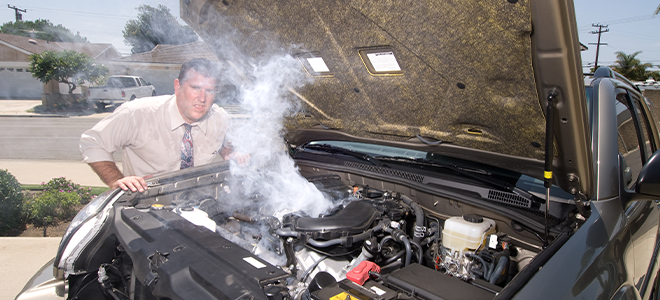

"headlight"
[54,189,124,277]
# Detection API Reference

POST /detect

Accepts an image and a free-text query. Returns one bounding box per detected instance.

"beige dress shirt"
[80,95,231,177]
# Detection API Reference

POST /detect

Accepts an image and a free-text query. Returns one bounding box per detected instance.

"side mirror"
[622,150,660,204]
[636,151,660,197]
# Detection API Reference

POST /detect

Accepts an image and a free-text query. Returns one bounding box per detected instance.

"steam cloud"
[220,51,333,218]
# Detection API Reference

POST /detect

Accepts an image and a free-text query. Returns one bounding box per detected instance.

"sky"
[2,0,659,72]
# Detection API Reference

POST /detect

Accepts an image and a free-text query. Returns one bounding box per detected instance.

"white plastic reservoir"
[442,215,496,252]
[177,207,217,232]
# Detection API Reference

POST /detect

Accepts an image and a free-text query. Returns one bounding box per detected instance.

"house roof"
[0,32,121,61]
[579,42,588,51]
[112,41,219,64]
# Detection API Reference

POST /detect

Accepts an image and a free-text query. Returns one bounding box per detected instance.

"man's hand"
[111,175,150,193]
[89,161,150,192]
[224,152,250,166]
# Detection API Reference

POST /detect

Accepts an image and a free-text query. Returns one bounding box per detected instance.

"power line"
[18,5,134,20]
[589,24,609,69]
[7,4,26,22]
[579,14,658,30]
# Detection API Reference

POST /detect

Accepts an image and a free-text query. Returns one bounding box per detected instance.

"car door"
[136,77,149,98]
[616,87,660,298]
[136,77,146,97]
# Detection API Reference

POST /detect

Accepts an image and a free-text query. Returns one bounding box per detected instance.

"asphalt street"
[0,117,111,161]
[0,100,113,187]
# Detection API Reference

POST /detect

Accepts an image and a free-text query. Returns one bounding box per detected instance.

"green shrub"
[41,177,93,203]
[24,191,81,226]
[0,169,24,235]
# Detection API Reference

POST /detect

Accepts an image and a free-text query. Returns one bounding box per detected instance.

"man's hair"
[178,58,221,84]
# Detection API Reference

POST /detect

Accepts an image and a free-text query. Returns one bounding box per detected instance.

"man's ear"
[174,78,180,95]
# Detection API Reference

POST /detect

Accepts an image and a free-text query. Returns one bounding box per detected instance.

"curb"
[0,114,69,118]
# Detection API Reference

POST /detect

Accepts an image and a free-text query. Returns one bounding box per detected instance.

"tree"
[610,51,652,81]
[123,4,198,54]
[1,19,88,43]
[28,50,109,94]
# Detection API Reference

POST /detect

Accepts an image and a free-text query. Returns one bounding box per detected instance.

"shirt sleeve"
[79,105,137,163]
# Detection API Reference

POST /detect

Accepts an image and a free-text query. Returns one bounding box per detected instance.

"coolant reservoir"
[442,214,496,252]
[177,207,217,232]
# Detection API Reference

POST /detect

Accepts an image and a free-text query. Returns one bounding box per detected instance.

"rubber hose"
[301,255,328,283]
[465,253,488,277]
[401,236,412,266]
[307,227,377,248]
[401,194,425,244]
[382,249,406,265]
[276,228,299,237]
[307,238,343,248]
[379,236,394,251]
[410,240,423,264]
[489,256,509,284]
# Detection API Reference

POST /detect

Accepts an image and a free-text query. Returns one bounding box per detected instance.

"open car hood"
[180,0,592,198]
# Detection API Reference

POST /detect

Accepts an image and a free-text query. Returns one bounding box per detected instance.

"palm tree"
[610,51,652,81]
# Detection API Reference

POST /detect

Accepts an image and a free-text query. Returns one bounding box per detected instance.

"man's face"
[174,70,217,124]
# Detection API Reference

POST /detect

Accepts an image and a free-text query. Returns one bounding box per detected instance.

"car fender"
[15,258,65,300]
[513,198,633,299]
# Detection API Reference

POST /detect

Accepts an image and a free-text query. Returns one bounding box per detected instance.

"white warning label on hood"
[306,57,330,73]
[367,51,401,72]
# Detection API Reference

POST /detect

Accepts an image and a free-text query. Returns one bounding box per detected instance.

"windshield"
[306,141,574,204]
[106,77,137,88]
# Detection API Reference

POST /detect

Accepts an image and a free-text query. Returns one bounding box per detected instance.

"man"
[80,58,244,193]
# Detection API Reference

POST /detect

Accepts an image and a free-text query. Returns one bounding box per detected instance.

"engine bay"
[65,162,550,300]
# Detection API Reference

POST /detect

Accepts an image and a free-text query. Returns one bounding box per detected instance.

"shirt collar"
[167,95,210,134]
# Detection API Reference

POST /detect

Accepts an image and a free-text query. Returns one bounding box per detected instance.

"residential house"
[0,32,121,99]
[109,41,219,95]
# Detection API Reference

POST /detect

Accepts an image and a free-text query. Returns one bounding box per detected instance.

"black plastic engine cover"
[114,207,289,300]
[386,264,495,300]
[293,201,379,239]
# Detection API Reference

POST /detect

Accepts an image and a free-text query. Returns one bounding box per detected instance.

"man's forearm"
[89,161,124,187]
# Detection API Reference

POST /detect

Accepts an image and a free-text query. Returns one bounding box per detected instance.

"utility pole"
[589,24,609,71]
[7,4,26,22]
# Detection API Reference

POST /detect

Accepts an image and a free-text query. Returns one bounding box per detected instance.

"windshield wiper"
[376,156,539,202]
[302,144,385,167]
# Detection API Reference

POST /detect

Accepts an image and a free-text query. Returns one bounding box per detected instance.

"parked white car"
[88,75,156,111]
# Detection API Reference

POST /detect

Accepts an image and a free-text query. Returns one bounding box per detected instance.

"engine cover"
[292,201,379,240]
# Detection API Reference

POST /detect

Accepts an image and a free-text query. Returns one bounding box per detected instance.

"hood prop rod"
[543,89,559,248]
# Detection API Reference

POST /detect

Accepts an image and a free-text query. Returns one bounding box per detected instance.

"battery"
[385,264,495,300]
[311,279,397,300]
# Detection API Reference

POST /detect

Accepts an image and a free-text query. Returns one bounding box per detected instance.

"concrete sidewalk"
[0,159,112,187]
[0,99,112,118]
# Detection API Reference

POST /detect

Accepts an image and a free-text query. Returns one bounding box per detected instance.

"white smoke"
[222,53,333,218]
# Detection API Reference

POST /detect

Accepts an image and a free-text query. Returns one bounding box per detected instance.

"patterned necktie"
[181,124,194,169]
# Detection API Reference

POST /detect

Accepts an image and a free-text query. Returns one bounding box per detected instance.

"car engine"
[66,167,542,300]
